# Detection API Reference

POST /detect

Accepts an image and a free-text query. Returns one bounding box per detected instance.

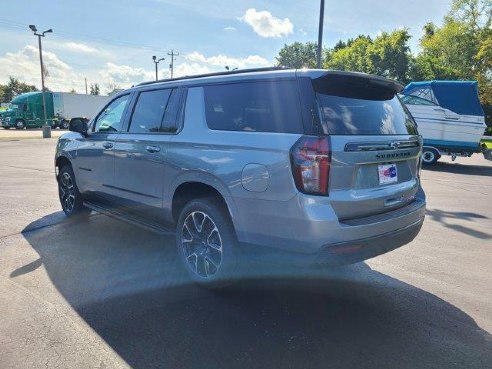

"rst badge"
[378,164,398,185]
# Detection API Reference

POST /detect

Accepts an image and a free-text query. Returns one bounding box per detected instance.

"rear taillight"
[290,136,330,195]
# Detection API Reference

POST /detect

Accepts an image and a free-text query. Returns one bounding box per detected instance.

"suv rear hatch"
[308,72,421,221]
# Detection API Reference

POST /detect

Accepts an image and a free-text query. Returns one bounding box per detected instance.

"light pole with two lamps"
[29,24,52,138]
[152,56,165,81]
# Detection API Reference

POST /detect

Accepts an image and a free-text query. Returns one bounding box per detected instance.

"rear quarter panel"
[164,87,302,222]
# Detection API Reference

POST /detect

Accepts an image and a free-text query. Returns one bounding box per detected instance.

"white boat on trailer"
[401,81,488,164]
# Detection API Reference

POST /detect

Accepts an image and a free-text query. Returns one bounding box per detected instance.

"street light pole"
[29,25,52,138]
[317,0,325,68]
[152,55,165,81]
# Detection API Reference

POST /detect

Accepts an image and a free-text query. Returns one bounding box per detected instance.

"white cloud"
[0,45,270,95]
[173,63,211,77]
[54,42,98,54]
[0,46,156,94]
[224,26,236,31]
[185,51,269,70]
[186,51,207,63]
[239,8,293,38]
[0,45,85,92]
[99,62,154,85]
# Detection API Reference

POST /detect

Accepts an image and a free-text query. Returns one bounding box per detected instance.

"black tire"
[15,120,25,130]
[422,148,440,165]
[176,198,237,287]
[58,165,88,217]
[3,126,10,130]
[60,119,69,129]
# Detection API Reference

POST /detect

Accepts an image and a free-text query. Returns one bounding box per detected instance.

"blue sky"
[0,0,451,94]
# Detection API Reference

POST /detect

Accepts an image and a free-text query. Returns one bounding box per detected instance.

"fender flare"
[166,171,239,222]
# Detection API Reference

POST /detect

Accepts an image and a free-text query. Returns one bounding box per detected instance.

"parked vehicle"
[482,136,492,160]
[0,91,110,129]
[401,81,487,164]
[55,67,426,285]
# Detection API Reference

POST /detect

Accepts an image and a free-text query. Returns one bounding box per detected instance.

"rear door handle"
[146,145,161,153]
[102,142,113,149]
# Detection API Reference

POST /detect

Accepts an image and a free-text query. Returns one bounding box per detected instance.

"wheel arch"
[170,178,238,231]
[55,155,72,181]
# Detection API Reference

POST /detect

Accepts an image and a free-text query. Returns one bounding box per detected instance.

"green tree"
[324,30,412,82]
[90,83,100,95]
[412,0,492,111]
[0,77,38,102]
[417,19,476,79]
[369,30,412,82]
[450,0,492,31]
[324,35,374,74]
[276,42,318,68]
[0,85,5,103]
[408,54,459,81]
[106,83,121,96]
[422,22,436,40]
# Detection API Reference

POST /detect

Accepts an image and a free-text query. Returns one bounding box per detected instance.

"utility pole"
[168,50,180,78]
[85,77,88,94]
[152,55,165,81]
[29,24,52,138]
[317,0,325,68]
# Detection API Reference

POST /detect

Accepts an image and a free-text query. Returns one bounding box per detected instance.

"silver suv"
[55,68,426,285]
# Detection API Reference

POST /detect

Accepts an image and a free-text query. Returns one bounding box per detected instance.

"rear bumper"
[234,185,426,265]
[316,217,424,266]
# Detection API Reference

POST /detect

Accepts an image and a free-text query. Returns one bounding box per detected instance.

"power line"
[0,17,172,53]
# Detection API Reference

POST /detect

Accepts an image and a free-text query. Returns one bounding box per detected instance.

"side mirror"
[69,117,89,136]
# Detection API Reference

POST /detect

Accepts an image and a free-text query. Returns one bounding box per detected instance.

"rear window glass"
[204,80,302,133]
[316,93,418,135]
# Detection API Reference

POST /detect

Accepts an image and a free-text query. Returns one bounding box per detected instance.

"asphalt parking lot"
[0,127,65,142]
[1,136,491,369]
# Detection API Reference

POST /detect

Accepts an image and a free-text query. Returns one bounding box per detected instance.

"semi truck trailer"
[0,91,110,129]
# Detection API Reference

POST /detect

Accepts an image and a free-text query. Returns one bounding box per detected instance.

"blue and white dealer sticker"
[378,163,398,185]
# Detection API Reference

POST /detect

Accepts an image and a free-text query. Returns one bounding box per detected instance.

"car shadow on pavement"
[423,161,492,176]
[426,209,492,240]
[19,213,492,369]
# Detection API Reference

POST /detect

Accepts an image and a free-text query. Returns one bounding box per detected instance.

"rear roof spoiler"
[313,71,404,100]
[315,70,404,93]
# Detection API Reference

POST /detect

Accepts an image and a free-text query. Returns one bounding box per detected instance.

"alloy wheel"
[59,172,76,213]
[181,211,223,278]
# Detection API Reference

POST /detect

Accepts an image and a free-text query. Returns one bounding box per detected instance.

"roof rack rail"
[136,66,292,86]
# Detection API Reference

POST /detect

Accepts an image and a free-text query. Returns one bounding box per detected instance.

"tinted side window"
[129,89,172,133]
[94,94,130,133]
[161,89,181,132]
[204,80,303,133]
